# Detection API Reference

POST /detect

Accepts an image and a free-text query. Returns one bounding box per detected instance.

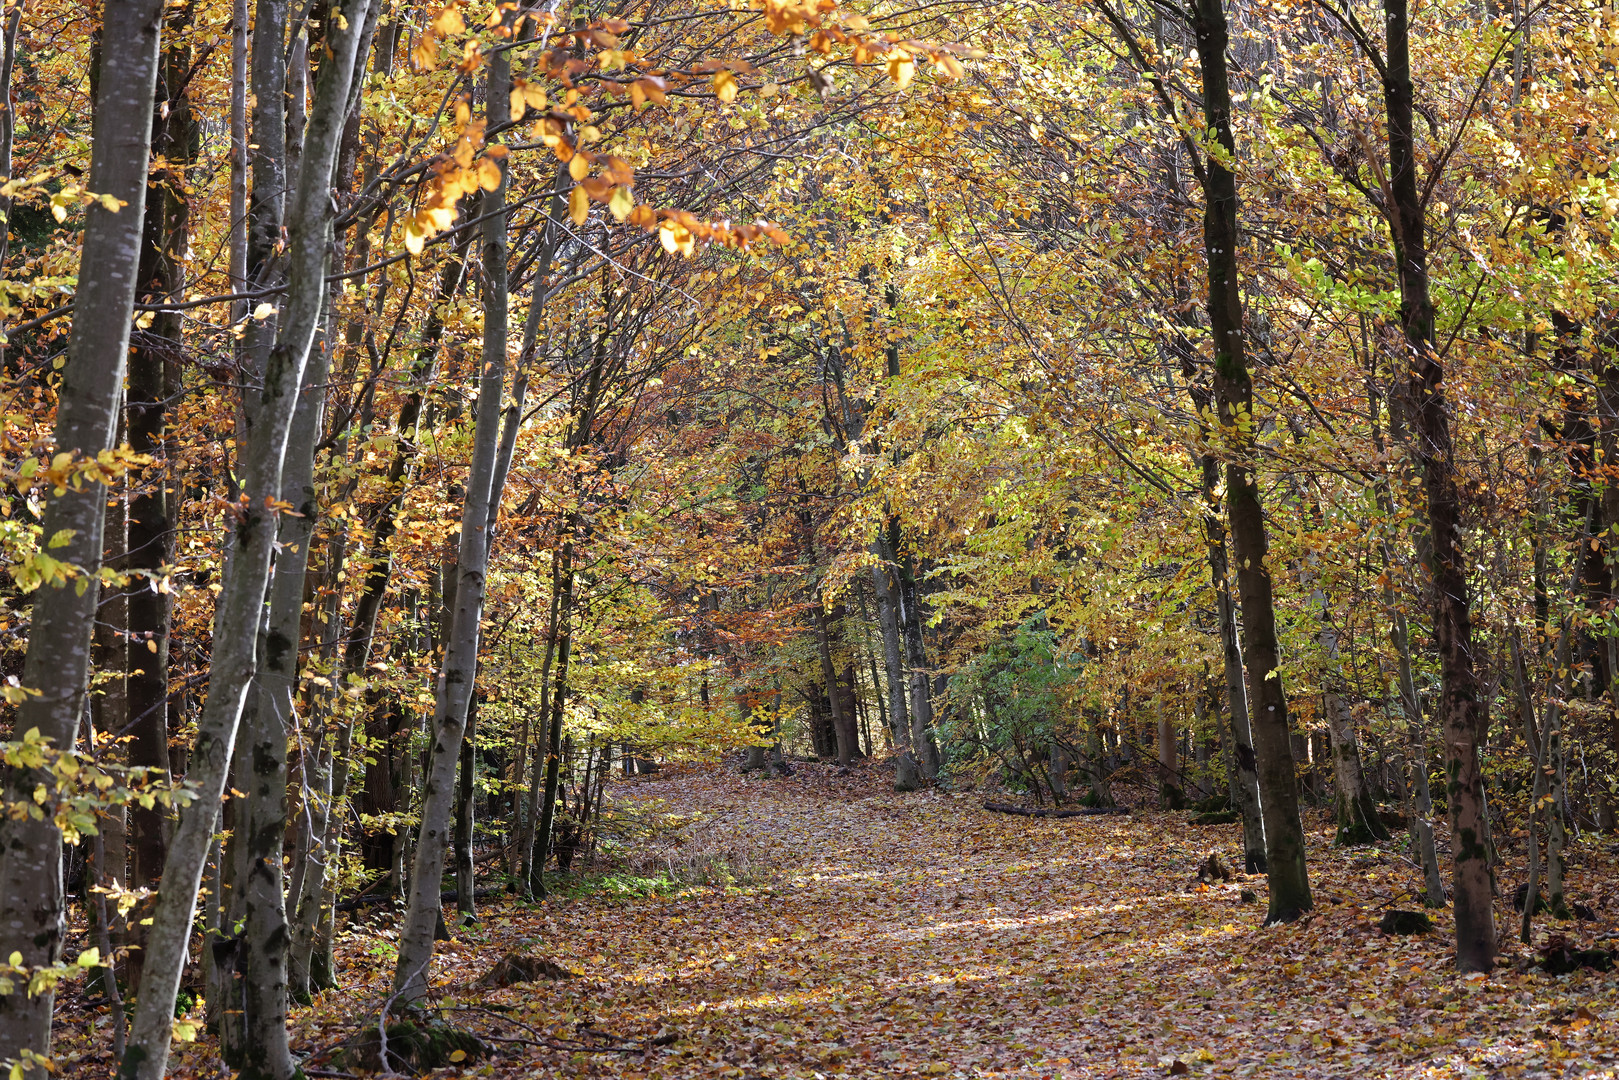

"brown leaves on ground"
[149,764,1619,1077]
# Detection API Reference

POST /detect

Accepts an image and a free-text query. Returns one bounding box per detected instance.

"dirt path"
[176,762,1619,1079]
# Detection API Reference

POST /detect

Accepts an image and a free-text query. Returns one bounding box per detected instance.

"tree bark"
[1379,0,1496,971]
[391,37,513,1000]
[870,541,918,789]
[1192,0,1311,922]
[0,0,25,357]
[1314,589,1386,845]
[89,483,128,1003]
[814,600,856,766]
[286,178,472,1002]
[0,0,166,1060]
[1157,697,1183,810]
[533,558,573,897]
[119,4,374,1073]
[455,693,479,924]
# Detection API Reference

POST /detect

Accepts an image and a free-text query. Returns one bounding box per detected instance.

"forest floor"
[126,763,1619,1077]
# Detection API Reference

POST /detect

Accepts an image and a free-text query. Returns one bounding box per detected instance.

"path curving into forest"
[272,763,1618,1080]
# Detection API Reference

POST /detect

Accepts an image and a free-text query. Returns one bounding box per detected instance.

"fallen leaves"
[52,761,1619,1079]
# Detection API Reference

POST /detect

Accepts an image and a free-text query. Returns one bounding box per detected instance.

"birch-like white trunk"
[0,0,165,1061]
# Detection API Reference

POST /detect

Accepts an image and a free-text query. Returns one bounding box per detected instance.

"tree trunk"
[119,5,374,1073]
[814,600,856,766]
[1370,368,1444,903]
[1157,698,1183,810]
[0,0,25,357]
[1198,455,1265,869]
[1380,0,1496,971]
[391,37,513,1000]
[1192,0,1311,923]
[518,584,562,890]
[1545,628,1571,919]
[222,270,340,1077]
[892,525,941,779]
[1512,623,1549,939]
[1315,590,1386,845]
[0,0,166,1060]
[125,0,192,932]
[89,489,128,1003]
[534,557,575,896]
[871,544,918,789]
[455,693,479,924]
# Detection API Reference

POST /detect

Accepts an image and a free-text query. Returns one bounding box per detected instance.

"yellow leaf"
[252,302,276,321]
[660,221,694,256]
[448,1049,467,1063]
[569,154,590,181]
[888,53,915,90]
[509,85,527,121]
[713,70,738,103]
[922,1065,949,1075]
[432,5,465,35]
[569,185,589,226]
[608,186,634,222]
[477,157,502,191]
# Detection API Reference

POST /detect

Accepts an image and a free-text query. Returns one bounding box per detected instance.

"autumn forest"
[2,0,1619,1075]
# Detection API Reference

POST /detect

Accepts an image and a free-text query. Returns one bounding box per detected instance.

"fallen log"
[982,801,1129,819]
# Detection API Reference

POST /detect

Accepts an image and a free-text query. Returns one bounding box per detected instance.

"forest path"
[293,763,1618,1080]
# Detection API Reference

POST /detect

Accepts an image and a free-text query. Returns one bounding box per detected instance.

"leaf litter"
[143,762,1619,1079]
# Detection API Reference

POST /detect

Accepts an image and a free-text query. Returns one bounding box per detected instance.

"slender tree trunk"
[1391,606,1447,906]
[1315,590,1386,845]
[892,526,941,779]
[391,37,513,999]
[1192,445,1267,868]
[1380,0,1496,970]
[119,6,374,1073]
[89,488,128,1002]
[1545,627,1571,919]
[1370,366,1445,903]
[0,1,20,218]
[1192,0,1311,922]
[870,543,918,789]
[534,556,575,897]
[203,5,247,1018]
[1216,545,1265,870]
[223,262,344,1075]
[519,584,561,890]
[0,0,25,360]
[122,0,191,1011]
[1083,722,1114,807]
[1512,623,1548,939]
[0,0,166,1059]
[455,693,479,924]
[287,214,472,998]
[814,601,856,766]
[1157,697,1183,809]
